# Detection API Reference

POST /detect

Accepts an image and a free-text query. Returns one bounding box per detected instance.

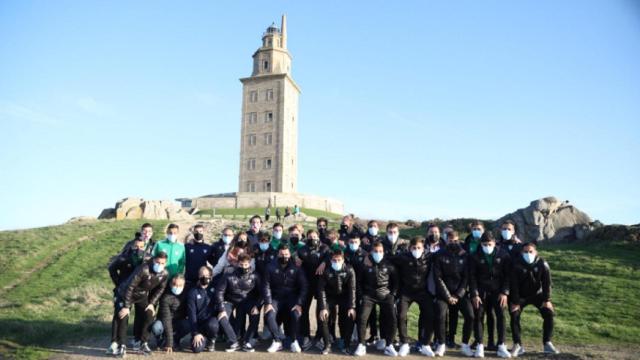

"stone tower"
[238,14,300,194]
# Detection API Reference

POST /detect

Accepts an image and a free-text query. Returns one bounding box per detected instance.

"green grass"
[0,220,168,359]
[0,221,638,358]
[195,207,343,221]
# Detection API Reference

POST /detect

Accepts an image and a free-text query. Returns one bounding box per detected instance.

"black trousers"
[447,307,459,343]
[436,297,474,344]
[397,292,434,344]
[474,291,506,345]
[264,298,302,342]
[319,296,355,347]
[300,282,321,340]
[217,300,260,344]
[510,293,554,344]
[358,294,396,344]
[191,318,220,353]
[112,295,154,345]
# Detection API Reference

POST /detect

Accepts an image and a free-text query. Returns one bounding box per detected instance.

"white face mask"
[481,244,495,255]
[501,229,512,241]
[411,249,424,259]
[171,286,184,295]
[368,227,379,236]
[522,252,536,264]
[152,262,165,273]
[222,235,232,244]
[387,233,398,244]
[331,261,343,271]
[273,231,283,240]
[167,234,177,243]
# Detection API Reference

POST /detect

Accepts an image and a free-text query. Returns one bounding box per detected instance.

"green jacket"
[153,238,186,278]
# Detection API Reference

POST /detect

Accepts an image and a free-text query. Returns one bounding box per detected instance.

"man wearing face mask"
[269,223,284,249]
[110,252,169,357]
[354,241,399,357]
[119,223,155,259]
[186,266,219,353]
[317,217,330,246]
[208,227,234,270]
[317,250,357,355]
[339,214,362,242]
[153,224,186,278]
[464,221,497,351]
[286,225,305,255]
[500,220,523,258]
[395,236,437,357]
[262,244,309,353]
[382,222,408,260]
[361,220,382,253]
[344,235,377,344]
[433,231,476,357]
[247,215,264,247]
[469,232,512,358]
[297,229,329,349]
[509,243,558,356]
[255,232,278,278]
[106,237,147,355]
[185,224,212,290]
[214,253,263,352]
[150,275,188,353]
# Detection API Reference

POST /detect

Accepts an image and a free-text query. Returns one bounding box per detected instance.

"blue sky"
[1,0,639,230]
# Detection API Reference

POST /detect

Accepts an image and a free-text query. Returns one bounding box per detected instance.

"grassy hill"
[0,220,639,359]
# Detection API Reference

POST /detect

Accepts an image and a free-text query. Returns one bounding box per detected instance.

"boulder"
[99,198,194,221]
[494,196,595,243]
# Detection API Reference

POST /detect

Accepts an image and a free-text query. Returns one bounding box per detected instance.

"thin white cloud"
[0,101,60,126]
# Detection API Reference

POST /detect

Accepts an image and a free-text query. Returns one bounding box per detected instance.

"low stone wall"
[188,192,344,214]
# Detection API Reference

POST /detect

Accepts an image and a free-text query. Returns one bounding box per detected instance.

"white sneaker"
[497,343,511,358]
[384,344,398,357]
[461,343,474,357]
[474,343,485,358]
[290,340,302,353]
[267,340,283,353]
[398,343,410,357]
[434,343,445,356]
[354,343,367,356]
[376,339,387,351]
[510,343,525,357]
[418,344,435,357]
[106,342,118,355]
[544,342,559,354]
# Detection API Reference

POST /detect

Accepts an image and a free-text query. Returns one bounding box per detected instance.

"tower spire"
[281,14,287,49]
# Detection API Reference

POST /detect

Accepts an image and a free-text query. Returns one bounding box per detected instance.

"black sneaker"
[486,342,498,351]
[446,340,457,348]
[206,339,216,352]
[226,342,240,352]
[366,336,378,346]
[242,342,255,352]
[116,344,127,358]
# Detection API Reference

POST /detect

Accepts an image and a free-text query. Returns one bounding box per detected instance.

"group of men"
[106,214,560,358]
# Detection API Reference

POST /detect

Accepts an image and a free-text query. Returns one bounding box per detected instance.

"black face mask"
[199,276,211,286]
[428,234,439,244]
[340,224,348,231]
[240,266,251,275]
[318,228,327,235]
[194,233,204,242]
[236,240,247,248]
[289,236,299,245]
[131,249,145,265]
[278,257,289,266]
[307,238,319,248]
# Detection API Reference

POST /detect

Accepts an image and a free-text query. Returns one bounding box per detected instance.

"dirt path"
[47,340,637,360]
[0,229,110,296]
